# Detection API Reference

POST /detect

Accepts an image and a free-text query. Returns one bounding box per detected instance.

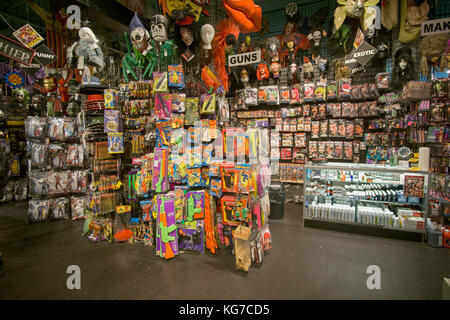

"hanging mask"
[286,3,298,19]
[130,13,150,53]
[180,26,194,47]
[201,24,215,50]
[151,14,169,43]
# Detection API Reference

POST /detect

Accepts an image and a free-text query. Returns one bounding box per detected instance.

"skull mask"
[151,14,169,43]
[286,3,298,19]
[131,27,149,53]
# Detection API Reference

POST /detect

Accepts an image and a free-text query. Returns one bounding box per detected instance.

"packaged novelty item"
[343,141,353,160]
[155,93,172,119]
[221,195,250,226]
[153,72,168,92]
[291,87,302,104]
[303,104,310,116]
[29,171,48,196]
[187,168,202,188]
[334,141,343,159]
[376,72,390,90]
[25,117,46,139]
[303,83,315,101]
[27,199,52,223]
[104,109,121,133]
[339,78,351,99]
[345,120,354,139]
[48,144,67,169]
[186,190,205,221]
[200,93,216,114]
[51,197,70,220]
[114,205,132,243]
[71,196,85,220]
[338,119,346,137]
[292,149,306,163]
[326,141,334,159]
[257,87,268,104]
[311,105,319,120]
[245,88,258,106]
[308,141,318,158]
[178,220,204,253]
[318,141,326,158]
[47,117,65,141]
[280,148,292,160]
[280,86,290,104]
[266,86,279,105]
[172,93,186,113]
[168,64,185,89]
[152,148,169,193]
[104,89,119,108]
[304,117,311,132]
[294,133,306,148]
[221,164,238,193]
[311,121,320,139]
[29,142,47,168]
[320,120,328,137]
[297,117,304,131]
[315,82,327,101]
[210,179,222,197]
[186,145,202,168]
[318,104,327,119]
[327,81,338,100]
[168,154,187,183]
[108,133,125,153]
[354,119,364,137]
[185,97,199,125]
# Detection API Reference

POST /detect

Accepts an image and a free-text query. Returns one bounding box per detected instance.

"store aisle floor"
[0,200,449,300]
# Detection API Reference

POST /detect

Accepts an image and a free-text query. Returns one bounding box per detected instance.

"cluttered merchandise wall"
[0,0,448,269]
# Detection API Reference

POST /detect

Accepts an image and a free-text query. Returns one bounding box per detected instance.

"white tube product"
[418,147,430,171]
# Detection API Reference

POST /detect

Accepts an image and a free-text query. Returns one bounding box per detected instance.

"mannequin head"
[79,27,98,45]
[201,24,215,49]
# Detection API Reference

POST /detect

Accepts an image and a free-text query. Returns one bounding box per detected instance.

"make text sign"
[228,50,261,67]
[421,17,450,36]
[0,34,35,66]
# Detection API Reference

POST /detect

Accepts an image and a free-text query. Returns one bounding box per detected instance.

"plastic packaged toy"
[51,197,70,220]
[104,89,119,108]
[153,72,168,92]
[47,117,65,141]
[67,144,84,167]
[339,78,351,99]
[266,86,279,105]
[71,196,85,220]
[27,199,52,223]
[25,116,47,139]
[221,164,238,193]
[315,82,327,101]
[327,81,338,100]
[48,144,67,169]
[200,93,216,114]
[186,167,202,188]
[303,83,315,101]
[210,179,222,197]
[155,93,172,119]
[178,220,204,253]
[185,97,199,126]
[236,164,252,194]
[152,148,169,193]
[104,109,121,133]
[168,64,185,89]
[155,195,179,259]
[29,142,47,168]
[186,190,205,221]
[108,133,125,153]
[245,88,258,106]
[172,93,186,113]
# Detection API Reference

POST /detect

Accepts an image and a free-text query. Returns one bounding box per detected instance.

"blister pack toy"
[202,143,213,166]
[71,196,85,220]
[168,64,185,89]
[152,148,169,193]
[170,128,185,154]
[154,93,172,119]
[245,88,258,106]
[27,199,52,223]
[257,87,268,104]
[210,179,222,197]
[327,81,338,100]
[187,168,202,188]
[172,93,186,113]
[201,167,210,187]
[279,86,290,104]
[200,93,216,114]
[236,164,252,194]
[104,109,121,133]
[155,195,179,259]
[171,114,184,129]
[51,197,70,220]
[67,144,84,167]
[104,89,119,108]
[167,190,186,224]
[178,220,204,253]
[153,72,168,93]
[156,119,172,149]
[185,97,199,126]
[29,142,47,168]
[186,190,205,221]
[315,82,327,101]
[266,86,279,105]
[221,195,250,226]
[209,161,221,178]
[339,78,351,99]
[168,154,187,183]
[291,86,302,104]
[25,117,47,139]
[221,164,238,193]
[108,133,125,153]
[186,145,202,168]
[303,83,315,101]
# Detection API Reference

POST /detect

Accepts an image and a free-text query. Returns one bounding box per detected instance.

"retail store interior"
[0,0,449,300]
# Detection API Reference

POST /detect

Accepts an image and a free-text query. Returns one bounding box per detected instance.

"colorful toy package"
[168,154,187,183]
[315,82,327,101]
[327,81,338,100]
[236,164,252,194]
[339,78,351,99]
[187,167,202,188]
[221,164,238,193]
[209,161,221,178]
[303,83,315,101]
[178,220,205,253]
[104,89,119,108]
[221,195,250,226]
[155,194,179,259]
[201,167,210,187]
[168,64,185,89]
[153,72,168,92]
[104,109,121,133]
[210,179,222,197]
[186,190,205,221]
[156,119,172,148]
[172,93,186,113]
[108,133,125,153]
[185,97,200,125]
[152,148,169,193]
[167,190,186,223]
[154,93,172,119]
[186,145,202,168]
[200,93,216,114]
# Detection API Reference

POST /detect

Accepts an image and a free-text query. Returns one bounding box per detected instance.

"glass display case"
[303,163,430,240]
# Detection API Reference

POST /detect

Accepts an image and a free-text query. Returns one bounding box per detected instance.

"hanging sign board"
[228,50,261,67]
[0,34,35,66]
[421,17,450,36]
[13,24,44,48]
[33,44,57,67]
[344,40,378,72]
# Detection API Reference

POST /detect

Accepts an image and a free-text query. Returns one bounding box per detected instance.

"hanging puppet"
[308,27,327,62]
[66,24,105,85]
[333,0,379,34]
[150,14,177,70]
[278,19,309,67]
[392,47,415,91]
[122,13,158,81]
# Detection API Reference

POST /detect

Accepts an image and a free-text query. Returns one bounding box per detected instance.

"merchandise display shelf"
[303,163,430,241]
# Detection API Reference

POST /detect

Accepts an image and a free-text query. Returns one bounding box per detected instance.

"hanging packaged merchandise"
[71,196,85,220]
[178,220,205,253]
[140,200,153,223]
[186,145,202,168]
[155,195,179,259]
[66,144,84,168]
[152,148,169,193]
[201,167,210,187]
[221,195,250,226]
[29,171,48,196]
[172,93,186,113]
[315,82,327,101]
[291,86,302,104]
[12,180,28,201]
[48,144,67,169]
[320,120,328,138]
[261,224,272,251]
[311,121,320,139]
[303,83,315,101]
[108,133,125,154]
[200,93,216,114]
[114,205,133,242]
[69,171,88,194]
[221,164,238,193]
[168,64,185,89]
[334,141,343,159]
[202,143,213,166]
[279,86,290,104]
[153,72,168,92]
[27,199,52,223]
[155,119,172,149]
[47,117,65,141]
[29,142,47,168]
[327,81,338,100]
[376,72,390,90]
[218,95,230,123]
[257,87,268,104]
[326,141,334,159]
[168,154,187,183]
[187,167,202,188]
[51,197,70,220]
[210,179,222,197]
[266,86,280,105]
[236,164,252,194]
[25,116,47,139]
[185,97,200,125]
[186,190,206,221]
[166,190,186,224]
[154,93,172,119]
[104,109,121,133]
[245,88,258,106]
[201,119,211,142]
[339,78,351,99]
[344,141,353,160]
[64,117,77,140]
[209,161,221,178]
[104,89,119,108]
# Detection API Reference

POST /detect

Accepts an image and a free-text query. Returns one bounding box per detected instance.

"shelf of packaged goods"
[303,216,425,233]
[281,180,304,184]
[310,177,403,185]
[305,194,426,206]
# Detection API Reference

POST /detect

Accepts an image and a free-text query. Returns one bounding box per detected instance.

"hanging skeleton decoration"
[308,27,327,61]
[150,14,177,69]
[131,15,152,55]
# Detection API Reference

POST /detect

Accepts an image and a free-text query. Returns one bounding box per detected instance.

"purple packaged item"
[156,195,179,258]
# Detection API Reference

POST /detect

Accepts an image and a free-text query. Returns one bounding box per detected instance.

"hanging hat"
[129,13,146,35]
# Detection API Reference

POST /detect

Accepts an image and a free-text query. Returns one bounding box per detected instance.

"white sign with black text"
[228,50,261,67]
[421,17,450,36]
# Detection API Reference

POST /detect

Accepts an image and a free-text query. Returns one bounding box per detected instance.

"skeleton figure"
[66,26,105,85]
[308,27,327,61]
[150,14,177,69]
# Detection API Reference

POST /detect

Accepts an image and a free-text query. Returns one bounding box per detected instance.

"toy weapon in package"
[153,72,168,92]
[201,65,223,94]
[186,190,205,221]
[152,148,169,193]
[221,164,238,193]
[155,93,172,119]
[200,93,216,114]
[178,220,205,253]
[156,195,178,259]
[168,64,185,90]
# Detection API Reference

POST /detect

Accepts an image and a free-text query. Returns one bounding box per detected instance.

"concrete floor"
[0,199,449,300]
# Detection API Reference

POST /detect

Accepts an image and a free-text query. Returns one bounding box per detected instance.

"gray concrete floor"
[0,199,449,300]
